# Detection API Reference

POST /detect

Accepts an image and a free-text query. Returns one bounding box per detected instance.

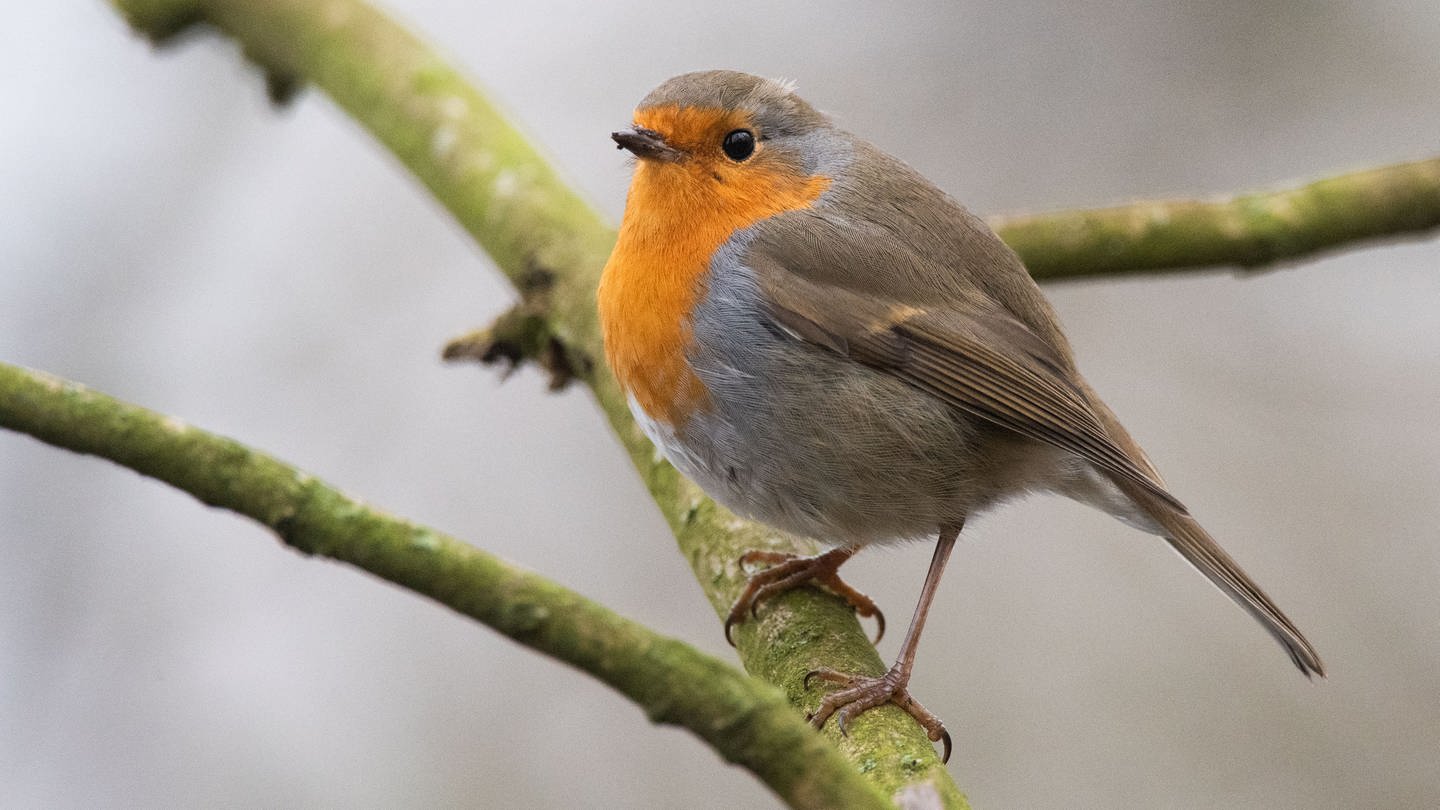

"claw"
[871,608,886,645]
[804,664,950,763]
[723,547,880,645]
[803,668,850,689]
[738,549,793,574]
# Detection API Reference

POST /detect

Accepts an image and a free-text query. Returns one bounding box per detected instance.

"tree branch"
[0,361,892,810]
[992,156,1440,280]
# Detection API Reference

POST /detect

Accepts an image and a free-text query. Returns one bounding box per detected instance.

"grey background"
[3,1,1438,807]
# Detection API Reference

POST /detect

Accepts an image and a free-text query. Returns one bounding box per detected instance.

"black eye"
[722,129,756,161]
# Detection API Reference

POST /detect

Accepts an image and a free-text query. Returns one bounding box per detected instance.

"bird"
[597,69,1323,761]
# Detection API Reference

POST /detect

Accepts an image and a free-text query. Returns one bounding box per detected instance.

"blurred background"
[3,1,1438,807]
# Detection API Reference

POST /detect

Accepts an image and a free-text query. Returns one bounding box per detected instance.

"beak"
[612,127,684,162]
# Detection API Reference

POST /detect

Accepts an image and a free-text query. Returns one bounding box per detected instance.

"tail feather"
[1124,483,1326,677]
[1076,379,1324,677]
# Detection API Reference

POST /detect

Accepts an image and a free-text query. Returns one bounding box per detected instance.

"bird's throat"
[598,154,830,428]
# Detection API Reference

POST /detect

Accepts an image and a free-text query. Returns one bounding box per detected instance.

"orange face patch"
[599,105,830,427]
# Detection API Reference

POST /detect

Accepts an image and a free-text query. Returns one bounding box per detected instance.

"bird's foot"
[804,665,952,763]
[724,548,884,645]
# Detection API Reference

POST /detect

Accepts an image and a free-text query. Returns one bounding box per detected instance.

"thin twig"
[992,156,1440,280]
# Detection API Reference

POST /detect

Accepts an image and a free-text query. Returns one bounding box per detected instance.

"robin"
[598,70,1323,761]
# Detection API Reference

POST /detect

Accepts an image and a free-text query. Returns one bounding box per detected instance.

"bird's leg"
[805,523,961,763]
[725,546,884,645]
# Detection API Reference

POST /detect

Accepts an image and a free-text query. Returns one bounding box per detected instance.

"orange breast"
[599,106,830,428]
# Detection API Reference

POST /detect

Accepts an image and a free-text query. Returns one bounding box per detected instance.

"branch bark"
[0,361,892,810]
[993,156,1440,280]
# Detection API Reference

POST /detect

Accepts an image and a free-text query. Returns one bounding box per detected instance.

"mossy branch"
[993,156,1440,280]
[0,361,892,810]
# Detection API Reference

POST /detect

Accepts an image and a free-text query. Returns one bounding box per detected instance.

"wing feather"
[751,241,1185,512]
